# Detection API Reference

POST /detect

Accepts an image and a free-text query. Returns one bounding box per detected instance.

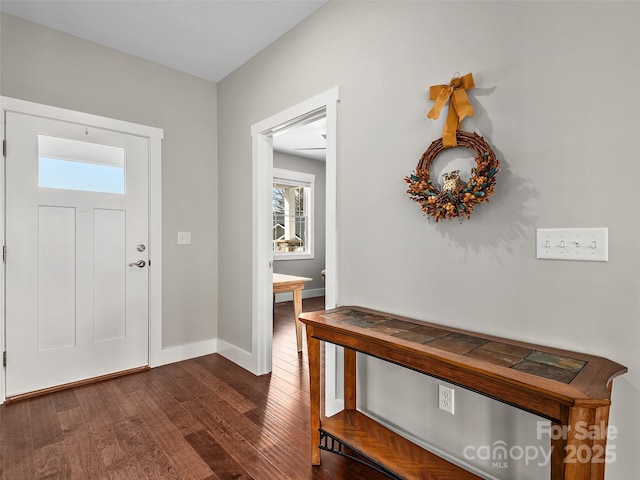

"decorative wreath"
[405,131,499,222]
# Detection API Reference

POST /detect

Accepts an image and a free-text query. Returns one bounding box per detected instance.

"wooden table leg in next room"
[273,273,312,352]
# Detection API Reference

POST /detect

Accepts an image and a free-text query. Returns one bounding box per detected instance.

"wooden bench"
[300,306,627,480]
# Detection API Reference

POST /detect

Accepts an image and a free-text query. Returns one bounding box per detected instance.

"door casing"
[0,96,164,403]
[247,87,343,416]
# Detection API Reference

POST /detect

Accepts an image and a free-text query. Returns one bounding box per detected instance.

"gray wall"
[273,151,326,292]
[1,13,218,349]
[217,2,639,479]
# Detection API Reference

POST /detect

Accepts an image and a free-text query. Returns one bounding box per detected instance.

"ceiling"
[0,0,327,83]
[1,0,328,161]
[273,117,326,162]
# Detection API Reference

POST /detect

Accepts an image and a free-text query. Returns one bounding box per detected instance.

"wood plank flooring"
[0,297,388,479]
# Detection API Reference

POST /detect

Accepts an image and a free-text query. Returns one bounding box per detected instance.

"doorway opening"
[250,88,339,378]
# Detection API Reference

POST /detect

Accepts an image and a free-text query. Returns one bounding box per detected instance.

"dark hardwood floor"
[0,296,387,479]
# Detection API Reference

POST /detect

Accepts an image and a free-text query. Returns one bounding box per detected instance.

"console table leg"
[563,406,597,480]
[589,404,610,480]
[307,326,321,465]
[550,421,566,480]
[344,348,357,410]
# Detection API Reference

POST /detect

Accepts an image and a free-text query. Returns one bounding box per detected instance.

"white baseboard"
[150,338,218,368]
[216,339,259,375]
[274,287,325,303]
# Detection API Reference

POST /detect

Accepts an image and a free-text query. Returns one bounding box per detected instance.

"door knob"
[129,260,146,268]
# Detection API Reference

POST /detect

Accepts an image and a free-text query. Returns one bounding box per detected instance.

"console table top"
[300,306,627,407]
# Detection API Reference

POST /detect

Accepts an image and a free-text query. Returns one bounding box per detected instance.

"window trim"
[272,167,315,260]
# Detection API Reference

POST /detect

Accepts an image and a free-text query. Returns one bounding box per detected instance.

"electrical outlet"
[439,385,455,415]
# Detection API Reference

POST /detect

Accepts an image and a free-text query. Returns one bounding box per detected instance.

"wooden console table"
[273,273,312,352]
[300,306,627,480]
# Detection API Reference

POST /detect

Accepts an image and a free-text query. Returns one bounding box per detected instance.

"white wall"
[218,2,640,478]
[1,13,219,353]
[273,151,326,293]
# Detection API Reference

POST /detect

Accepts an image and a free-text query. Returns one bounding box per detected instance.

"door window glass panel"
[38,135,125,194]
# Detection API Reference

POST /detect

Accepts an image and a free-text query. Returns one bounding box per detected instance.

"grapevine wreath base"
[405,131,499,222]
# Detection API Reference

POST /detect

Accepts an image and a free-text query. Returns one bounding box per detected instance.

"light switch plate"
[536,228,608,262]
[177,231,191,245]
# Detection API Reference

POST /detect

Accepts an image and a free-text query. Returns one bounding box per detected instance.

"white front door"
[5,111,149,398]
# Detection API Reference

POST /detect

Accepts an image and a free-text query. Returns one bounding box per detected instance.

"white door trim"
[246,87,339,377]
[0,96,164,403]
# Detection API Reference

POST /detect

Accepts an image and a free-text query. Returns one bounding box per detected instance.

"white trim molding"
[216,340,256,374]
[151,339,218,367]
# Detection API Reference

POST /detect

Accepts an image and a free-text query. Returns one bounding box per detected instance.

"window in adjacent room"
[272,168,314,259]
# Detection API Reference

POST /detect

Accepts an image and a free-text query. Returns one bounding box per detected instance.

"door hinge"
[2,139,6,157]
[3,352,6,368]
[2,245,5,263]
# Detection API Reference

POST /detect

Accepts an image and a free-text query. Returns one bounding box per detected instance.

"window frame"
[272,167,315,261]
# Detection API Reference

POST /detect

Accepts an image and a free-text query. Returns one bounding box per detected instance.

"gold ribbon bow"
[427,73,475,147]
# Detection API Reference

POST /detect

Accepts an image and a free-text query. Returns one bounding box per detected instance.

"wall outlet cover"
[438,384,455,415]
